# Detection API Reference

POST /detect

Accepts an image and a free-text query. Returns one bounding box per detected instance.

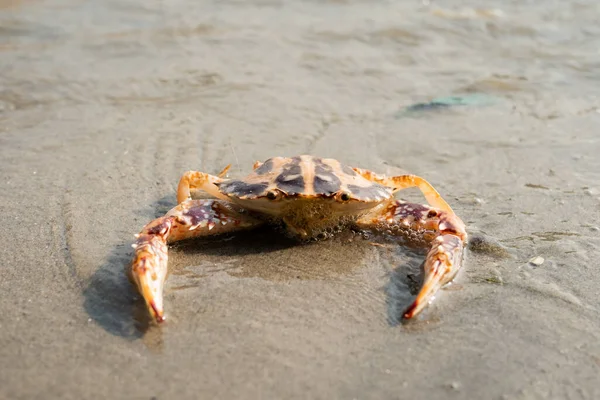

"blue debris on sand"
[396,93,497,118]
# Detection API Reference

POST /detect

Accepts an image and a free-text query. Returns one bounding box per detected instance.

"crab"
[130,155,467,323]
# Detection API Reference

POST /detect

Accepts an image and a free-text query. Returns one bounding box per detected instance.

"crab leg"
[352,168,454,213]
[177,170,230,203]
[356,200,467,319]
[129,199,263,322]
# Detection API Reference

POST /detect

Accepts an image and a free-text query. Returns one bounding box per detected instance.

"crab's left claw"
[403,233,465,319]
[129,200,264,323]
[130,226,171,323]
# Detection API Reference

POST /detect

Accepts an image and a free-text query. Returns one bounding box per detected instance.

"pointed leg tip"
[149,301,165,323]
[402,302,420,320]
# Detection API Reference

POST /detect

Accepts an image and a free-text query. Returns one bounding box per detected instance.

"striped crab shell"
[217,155,393,208]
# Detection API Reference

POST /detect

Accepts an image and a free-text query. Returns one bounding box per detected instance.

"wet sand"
[2,1,600,399]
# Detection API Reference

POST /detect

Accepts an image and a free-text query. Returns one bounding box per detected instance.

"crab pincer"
[401,213,467,319]
[130,218,173,322]
[130,200,261,323]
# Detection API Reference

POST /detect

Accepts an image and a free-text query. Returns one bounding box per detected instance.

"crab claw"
[403,233,464,319]
[130,234,169,323]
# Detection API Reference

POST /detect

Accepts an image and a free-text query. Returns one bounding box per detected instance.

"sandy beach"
[1,0,599,399]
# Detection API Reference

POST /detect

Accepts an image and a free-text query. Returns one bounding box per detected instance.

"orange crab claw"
[403,234,464,319]
[135,266,166,323]
[402,260,446,319]
[130,235,169,323]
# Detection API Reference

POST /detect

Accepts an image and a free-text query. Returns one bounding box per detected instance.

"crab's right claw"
[403,233,465,319]
[403,211,467,319]
[131,233,169,323]
[355,198,468,320]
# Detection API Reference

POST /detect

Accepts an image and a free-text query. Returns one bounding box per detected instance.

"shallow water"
[1,0,600,399]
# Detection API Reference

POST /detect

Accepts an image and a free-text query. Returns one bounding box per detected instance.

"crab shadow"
[82,242,152,340]
[83,195,429,338]
[381,248,427,327]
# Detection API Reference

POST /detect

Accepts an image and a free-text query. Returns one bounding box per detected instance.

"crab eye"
[340,192,351,201]
[266,191,278,200]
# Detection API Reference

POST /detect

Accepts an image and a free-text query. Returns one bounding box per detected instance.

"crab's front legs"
[356,200,467,319]
[129,199,262,322]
